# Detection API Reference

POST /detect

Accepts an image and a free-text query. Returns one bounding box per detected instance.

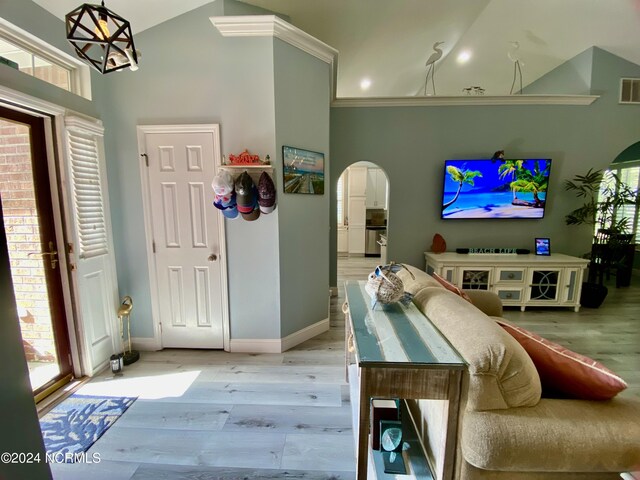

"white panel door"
[62,117,119,375]
[143,128,225,348]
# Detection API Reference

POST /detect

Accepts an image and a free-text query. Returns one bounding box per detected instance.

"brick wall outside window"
[0,119,56,363]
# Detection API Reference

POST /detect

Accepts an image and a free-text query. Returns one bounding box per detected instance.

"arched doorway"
[336,161,389,292]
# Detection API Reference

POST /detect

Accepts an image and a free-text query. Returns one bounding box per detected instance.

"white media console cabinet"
[425,252,590,311]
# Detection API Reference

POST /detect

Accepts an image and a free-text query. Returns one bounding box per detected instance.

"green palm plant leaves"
[498,159,524,201]
[565,168,637,233]
[443,165,482,211]
[510,160,549,207]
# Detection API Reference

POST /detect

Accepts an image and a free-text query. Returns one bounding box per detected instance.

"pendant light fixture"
[65,1,139,74]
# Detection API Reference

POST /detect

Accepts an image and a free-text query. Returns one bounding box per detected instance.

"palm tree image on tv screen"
[441,159,551,219]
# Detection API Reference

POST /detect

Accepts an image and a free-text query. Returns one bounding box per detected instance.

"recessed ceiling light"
[457,50,472,64]
[360,78,372,90]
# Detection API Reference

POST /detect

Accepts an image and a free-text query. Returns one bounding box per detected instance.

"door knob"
[28,241,58,269]
[208,254,218,262]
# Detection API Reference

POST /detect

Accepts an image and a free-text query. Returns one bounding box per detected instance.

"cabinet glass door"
[529,269,561,301]
[562,268,580,303]
[460,269,491,290]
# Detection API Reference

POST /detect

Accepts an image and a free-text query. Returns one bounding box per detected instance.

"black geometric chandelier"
[65,1,139,74]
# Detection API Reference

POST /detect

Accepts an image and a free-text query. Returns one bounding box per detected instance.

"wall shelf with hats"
[218,164,274,185]
[213,152,277,221]
[219,150,274,185]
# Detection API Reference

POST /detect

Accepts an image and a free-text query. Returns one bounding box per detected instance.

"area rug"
[40,393,136,462]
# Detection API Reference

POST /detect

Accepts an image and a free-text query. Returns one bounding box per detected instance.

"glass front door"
[0,105,73,398]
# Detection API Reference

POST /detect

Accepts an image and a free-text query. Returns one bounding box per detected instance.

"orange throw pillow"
[495,319,627,400]
[431,273,473,303]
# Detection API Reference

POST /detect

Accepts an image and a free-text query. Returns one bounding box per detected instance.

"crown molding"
[331,94,600,108]
[210,15,338,99]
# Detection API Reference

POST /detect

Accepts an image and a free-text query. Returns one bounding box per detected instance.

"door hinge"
[152,240,156,253]
[141,153,148,167]
[68,353,72,366]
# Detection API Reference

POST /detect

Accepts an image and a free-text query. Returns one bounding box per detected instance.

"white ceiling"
[33,0,640,97]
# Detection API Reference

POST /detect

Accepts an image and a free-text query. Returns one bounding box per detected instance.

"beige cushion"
[462,397,640,472]
[396,263,443,294]
[412,287,541,411]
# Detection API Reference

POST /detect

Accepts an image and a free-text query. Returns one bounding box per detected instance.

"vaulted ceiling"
[33,0,640,97]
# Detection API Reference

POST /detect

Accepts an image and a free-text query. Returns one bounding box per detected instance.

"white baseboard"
[131,337,162,351]
[281,317,330,352]
[229,339,282,354]
[229,318,330,354]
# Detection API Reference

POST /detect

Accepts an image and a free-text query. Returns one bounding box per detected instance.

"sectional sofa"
[396,264,640,480]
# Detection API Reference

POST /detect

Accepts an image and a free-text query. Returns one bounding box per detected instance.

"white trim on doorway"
[0,85,85,379]
[136,124,230,352]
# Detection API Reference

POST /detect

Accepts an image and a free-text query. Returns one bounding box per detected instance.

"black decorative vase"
[580,282,608,308]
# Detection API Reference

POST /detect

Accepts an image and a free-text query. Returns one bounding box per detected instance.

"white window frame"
[600,162,640,242]
[0,17,91,100]
[619,78,640,105]
[337,174,344,225]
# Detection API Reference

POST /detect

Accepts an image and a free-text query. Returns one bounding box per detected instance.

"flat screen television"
[441,158,551,219]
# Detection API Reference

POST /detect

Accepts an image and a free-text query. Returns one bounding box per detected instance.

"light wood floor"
[51,257,639,479]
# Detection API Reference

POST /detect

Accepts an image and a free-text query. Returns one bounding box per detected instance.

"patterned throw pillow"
[431,273,473,303]
[495,319,627,400]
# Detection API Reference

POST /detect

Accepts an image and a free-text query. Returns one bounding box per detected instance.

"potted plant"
[564,168,637,306]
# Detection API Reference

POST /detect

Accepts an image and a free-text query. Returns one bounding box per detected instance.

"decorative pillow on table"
[431,273,473,303]
[495,319,627,400]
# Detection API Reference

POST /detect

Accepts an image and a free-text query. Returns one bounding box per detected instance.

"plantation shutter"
[61,115,119,376]
[65,119,108,258]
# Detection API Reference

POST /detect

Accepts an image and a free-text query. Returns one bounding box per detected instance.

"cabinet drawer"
[496,289,523,301]
[497,269,525,282]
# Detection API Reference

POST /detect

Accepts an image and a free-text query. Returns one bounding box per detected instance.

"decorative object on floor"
[257,171,277,214]
[430,233,447,253]
[212,170,238,219]
[65,1,139,74]
[118,295,139,365]
[283,146,324,194]
[40,394,136,461]
[423,41,444,95]
[109,353,122,374]
[365,262,414,308]
[534,238,551,256]
[508,41,524,94]
[495,319,627,400]
[235,171,260,221]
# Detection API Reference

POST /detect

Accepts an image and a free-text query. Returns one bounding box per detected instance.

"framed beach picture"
[535,238,551,256]
[282,145,325,195]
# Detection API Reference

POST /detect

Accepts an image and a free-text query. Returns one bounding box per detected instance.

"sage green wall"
[274,39,330,337]
[329,48,640,286]
[0,202,52,480]
[93,0,286,340]
[614,141,640,164]
[522,48,594,95]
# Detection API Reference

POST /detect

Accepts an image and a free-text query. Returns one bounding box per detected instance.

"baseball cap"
[257,172,276,213]
[212,170,234,196]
